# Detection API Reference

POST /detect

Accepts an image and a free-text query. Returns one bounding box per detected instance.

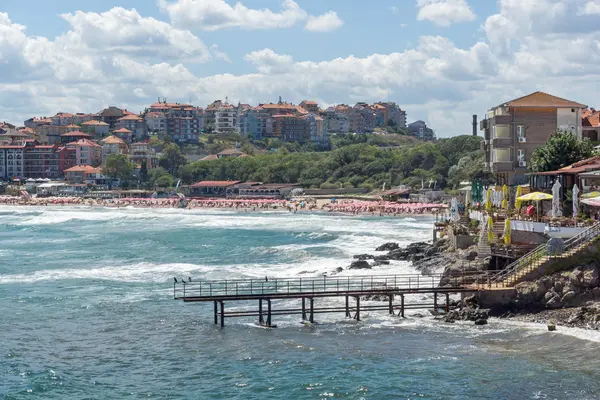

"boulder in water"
[349,260,372,270]
[376,242,399,252]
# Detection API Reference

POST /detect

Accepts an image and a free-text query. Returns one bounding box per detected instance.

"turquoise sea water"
[1,206,600,399]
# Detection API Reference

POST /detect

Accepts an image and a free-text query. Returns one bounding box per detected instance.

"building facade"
[0,145,24,179]
[480,91,586,185]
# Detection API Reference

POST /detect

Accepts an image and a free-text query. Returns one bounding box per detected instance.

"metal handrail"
[172,272,489,299]
[492,222,600,285]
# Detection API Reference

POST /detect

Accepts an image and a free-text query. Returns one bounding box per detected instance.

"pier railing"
[173,272,489,301]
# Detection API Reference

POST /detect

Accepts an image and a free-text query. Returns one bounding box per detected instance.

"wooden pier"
[173,274,485,327]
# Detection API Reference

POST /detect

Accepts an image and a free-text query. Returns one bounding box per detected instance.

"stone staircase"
[491,222,600,287]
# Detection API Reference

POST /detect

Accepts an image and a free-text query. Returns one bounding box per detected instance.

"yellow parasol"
[517,192,553,201]
[503,219,511,245]
[515,186,523,209]
[502,185,508,209]
[487,216,494,242]
[581,191,600,199]
[485,188,492,211]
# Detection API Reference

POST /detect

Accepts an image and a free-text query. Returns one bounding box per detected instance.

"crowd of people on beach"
[324,200,445,215]
[0,195,444,216]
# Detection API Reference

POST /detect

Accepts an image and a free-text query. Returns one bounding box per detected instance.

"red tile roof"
[68,139,101,148]
[101,135,127,145]
[118,114,142,121]
[583,111,600,128]
[191,180,241,188]
[64,165,101,173]
[200,154,219,161]
[61,131,91,137]
[500,91,586,108]
[113,128,133,133]
[82,120,109,126]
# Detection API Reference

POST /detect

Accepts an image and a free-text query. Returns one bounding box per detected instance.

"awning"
[581,197,600,207]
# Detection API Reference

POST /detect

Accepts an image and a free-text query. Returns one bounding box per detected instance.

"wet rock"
[474,319,488,326]
[546,294,563,309]
[374,255,391,261]
[561,290,576,304]
[353,254,374,261]
[376,242,399,252]
[335,267,344,273]
[373,260,390,266]
[592,287,600,298]
[349,260,372,270]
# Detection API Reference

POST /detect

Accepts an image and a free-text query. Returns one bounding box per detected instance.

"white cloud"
[59,8,211,62]
[417,0,476,27]
[210,44,232,63]
[3,1,600,138]
[305,11,344,32]
[580,0,600,14]
[159,0,308,30]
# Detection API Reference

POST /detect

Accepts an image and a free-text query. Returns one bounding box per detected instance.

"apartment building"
[300,100,319,114]
[146,102,204,142]
[480,91,586,185]
[349,103,376,133]
[66,139,102,166]
[116,115,148,141]
[101,135,129,163]
[129,142,158,169]
[239,107,273,139]
[582,109,600,142]
[323,108,349,134]
[0,145,24,179]
[273,114,309,143]
[81,120,110,137]
[215,103,239,134]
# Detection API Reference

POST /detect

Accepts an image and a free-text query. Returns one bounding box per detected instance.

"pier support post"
[399,294,405,318]
[345,295,350,318]
[388,294,394,314]
[445,293,450,314]
[355,296,361,321]
[219,301,225,328]
[259,299,264,325]
[434,292,438,312]
[213,301,218,325]
[302,298,306,321]
[266,299,272,327]
[309,297,314,323]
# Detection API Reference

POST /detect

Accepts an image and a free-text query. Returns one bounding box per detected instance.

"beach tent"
[581,196,600,208]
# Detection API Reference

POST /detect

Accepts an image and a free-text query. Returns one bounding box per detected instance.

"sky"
[0,0,599,137]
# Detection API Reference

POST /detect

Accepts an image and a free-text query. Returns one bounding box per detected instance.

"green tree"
[102,154,134,182]
[159,143,187,175]
[139,160,149,183]
[530,130,594,172]
[155,174,175,188]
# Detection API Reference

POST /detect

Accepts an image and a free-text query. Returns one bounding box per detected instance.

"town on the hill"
[0,98,437,187]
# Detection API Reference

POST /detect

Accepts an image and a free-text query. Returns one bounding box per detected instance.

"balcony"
[491,161,514,173]
[492,137,511,148]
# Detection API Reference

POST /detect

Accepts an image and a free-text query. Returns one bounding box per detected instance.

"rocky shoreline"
[343,238,600,330]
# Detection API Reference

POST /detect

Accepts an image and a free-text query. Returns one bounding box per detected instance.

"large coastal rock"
[349,260,372,270]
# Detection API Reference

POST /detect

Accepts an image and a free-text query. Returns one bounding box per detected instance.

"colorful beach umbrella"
[487,216,494,242]
[515,186,523,209]
[503,219,511,245]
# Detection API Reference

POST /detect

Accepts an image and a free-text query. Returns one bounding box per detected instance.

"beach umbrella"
[572,184,580,219]
[581,191,600,199]
[485,188,492,211]
[502,185,509,209]
[517,192,553,201]
[464,188,471,207]
[515,186,523,209]
[487,216,494,242]
[551,180,562,218]
[503,219,511,245]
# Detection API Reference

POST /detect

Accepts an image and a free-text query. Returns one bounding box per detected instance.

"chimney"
[472,115,478,136]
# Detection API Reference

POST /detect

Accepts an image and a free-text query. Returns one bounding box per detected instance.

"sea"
[1,206,600,399]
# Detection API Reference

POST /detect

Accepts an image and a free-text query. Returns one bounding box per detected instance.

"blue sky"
[0,0,599,136]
